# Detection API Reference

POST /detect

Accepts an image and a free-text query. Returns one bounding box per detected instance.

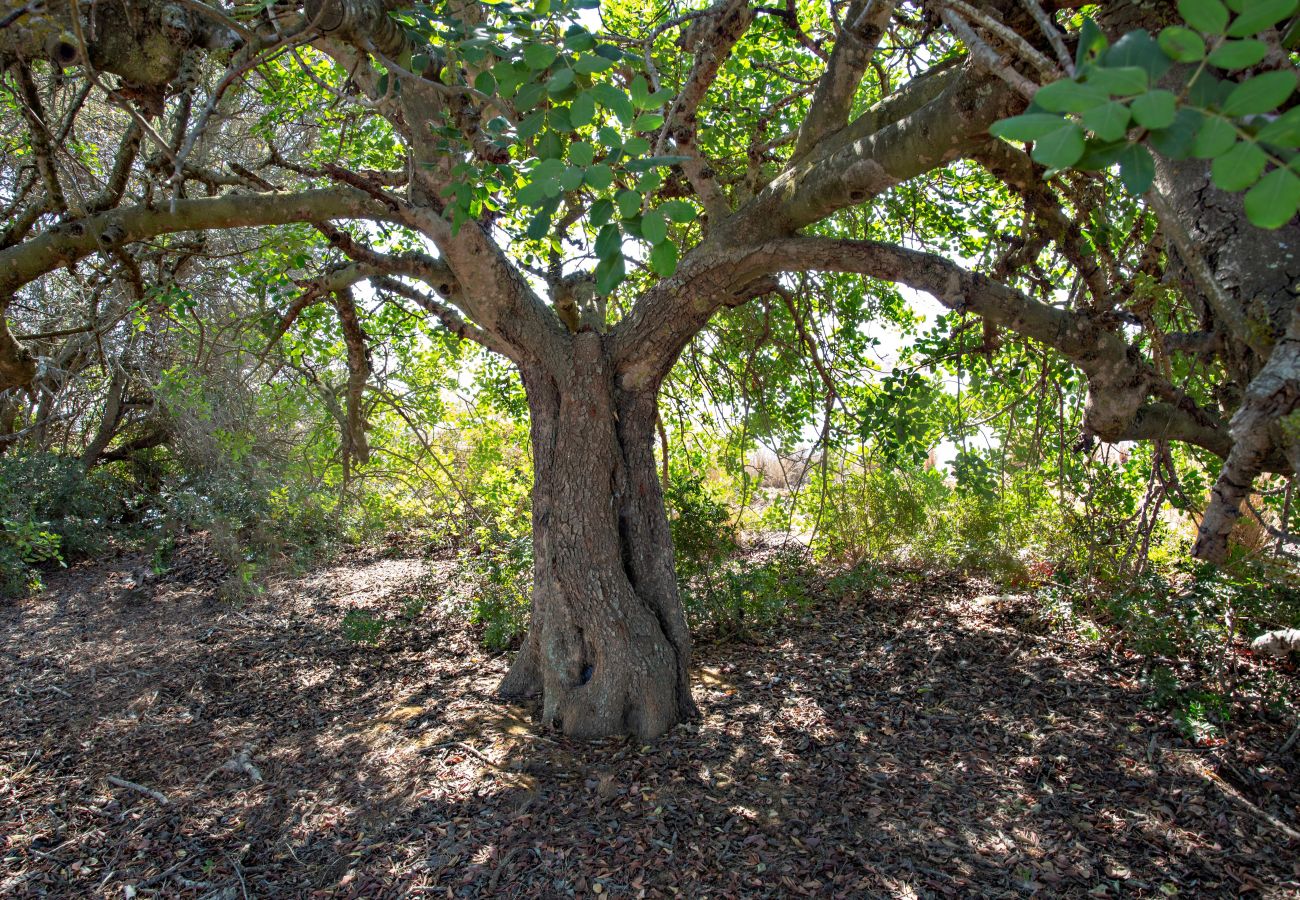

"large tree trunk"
[498,332,697,739]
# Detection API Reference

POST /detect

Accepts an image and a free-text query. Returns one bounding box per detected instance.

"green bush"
[682,544,813,639]
[0,453,125,597]
[665,472,737,582]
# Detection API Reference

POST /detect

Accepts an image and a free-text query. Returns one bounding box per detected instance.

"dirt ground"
[1,539,1298,898]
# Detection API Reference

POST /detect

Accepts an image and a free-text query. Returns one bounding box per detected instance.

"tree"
[0,0,1296,737]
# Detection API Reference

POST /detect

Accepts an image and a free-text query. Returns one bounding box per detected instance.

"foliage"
[0,454,124,596]
[993,3,1300,226]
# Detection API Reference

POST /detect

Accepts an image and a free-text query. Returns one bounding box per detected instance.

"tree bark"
[498,332,697,740]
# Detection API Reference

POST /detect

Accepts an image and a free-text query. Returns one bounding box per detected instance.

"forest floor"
[1,538,1299,899]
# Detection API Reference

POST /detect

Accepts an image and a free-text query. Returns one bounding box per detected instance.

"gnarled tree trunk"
[498,332,697,739]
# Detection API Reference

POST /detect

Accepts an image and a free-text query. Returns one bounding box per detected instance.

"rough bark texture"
[498,334,697,740]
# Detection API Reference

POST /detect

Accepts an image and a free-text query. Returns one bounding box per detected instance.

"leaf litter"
[1,540,1298,898]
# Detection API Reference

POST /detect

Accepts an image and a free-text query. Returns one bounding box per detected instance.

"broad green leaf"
[1222,71,1298,116]
[989,114,1069,142]
[523,43,559,70]
[525,208,553,240]
[592,84,635,124]
[623,154,692,172]
[573,53,615,74]
[570,91,596,127]
[1158,26,1207,61]
[538,130,563,159]
[1192,115,1238,157]
[547,68,575,95]
[1211,140,1267,190]
[1131,90,1178,129]
[559,166,585,192]
[1103,29,1172,79]
[623,136,652,155]
[629,75,654,108]
[1225,0,1298,37]
[1081,101,1131,141]
[1257,107,1300,148]
[474,70,496,94]
[1244,166,1300,227]
[649,240,679,277]
[1034,80,1111,113]
[569,141,595,167]
[1149,108,1204,159]
[1178,0,1229,33]
[616,188,642,219]
[594,223,621,259]
[1206,38,1269,69]
[589,198,614,225]
[594,253,625,294]
[585,162,614,189]
[633,113,665,132]
[564,27,596,52]
[1076,17,1108,70]
[1118,144,1156,194]
[1030,123,1086,168]
[1086,66,1149,95]
[660,199,697,223]
[641,209,668,244]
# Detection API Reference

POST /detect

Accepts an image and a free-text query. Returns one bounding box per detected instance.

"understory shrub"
[0,453,125,596]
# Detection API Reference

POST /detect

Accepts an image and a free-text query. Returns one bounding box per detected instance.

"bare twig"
[106,774,170,805]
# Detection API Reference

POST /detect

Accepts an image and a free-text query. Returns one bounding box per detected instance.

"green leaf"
[1244,166,1300,227]
[538,130,563,160]
[616,188,642,219]
[1131,89,1178,129]
[1211,140,1268,190]
[990,114,1070,141]
[559,166,585,192]
[1206,38,1269,69]
[412,53,433,74]
[1103,29,1172,79]
[1149,108,1204,159]
[573,53,615,74]
[1158,26,1207,62]
[623,154,692,172]
[564,27,596,52]
[1222,70,1298,116]
[1034,80,1111,113]
[1076,139,1129,170]
[1257,107,1300,148]
[569,140,595,167]
[525,208,553,240]
[589,198,614,225]
[633,112,665,132]
[595,223,621,259]
[570,91,596,127]
[584,162,614,189]
[1118,144,1156,194]
[523,42,559,70]
[1191,114,1239,157]
[517,110,546,141]
[1030,123,1086,168]
[1225,0,1298,37]
[1082,101,1131,141]
[641,209,668,245]
[623,136,651,155]
[594,253,625,295]
[1086,66,1150,95]
[1178,0,1229,33]
[515,82,546,112]
[1076,17,1108,70]
[592,84,635,124]
[547,67,576,95]
[474,70,496,94]
[660,199,697,223]
[629,74,654,109]
[649,240,679,277]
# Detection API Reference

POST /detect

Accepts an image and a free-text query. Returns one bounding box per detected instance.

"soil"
[1,538,1298,898]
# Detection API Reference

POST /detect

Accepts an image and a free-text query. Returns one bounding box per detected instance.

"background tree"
[0,0,1297,738]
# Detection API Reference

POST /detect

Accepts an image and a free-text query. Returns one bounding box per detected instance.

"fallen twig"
[106,775,169,806]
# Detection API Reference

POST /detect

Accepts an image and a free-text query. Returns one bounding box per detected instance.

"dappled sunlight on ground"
[1,544,1298,897]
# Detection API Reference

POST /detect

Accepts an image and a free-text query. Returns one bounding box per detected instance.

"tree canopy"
[1,0,1298,737]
